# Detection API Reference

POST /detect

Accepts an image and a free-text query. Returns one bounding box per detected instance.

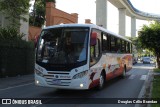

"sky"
[55,0,160,36]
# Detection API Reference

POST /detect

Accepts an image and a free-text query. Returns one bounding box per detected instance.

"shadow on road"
[40,76,123,99]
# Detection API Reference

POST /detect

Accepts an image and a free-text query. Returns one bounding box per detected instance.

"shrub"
[0,26,24,40]
[0,27,35,78]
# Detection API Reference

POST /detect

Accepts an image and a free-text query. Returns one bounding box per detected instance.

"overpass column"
[131,16,136,37]
[118,8,126,36]
[96,0,107,29]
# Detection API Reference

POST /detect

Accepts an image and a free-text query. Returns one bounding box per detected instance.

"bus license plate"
[52,79,61,85]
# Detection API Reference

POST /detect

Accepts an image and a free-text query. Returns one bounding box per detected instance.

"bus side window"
[102,33,107,52]
[117,38,121,53]
[129,43,132,53]
[90,38,100,65]
[102,33,111,52]
[121,40,126,53]
[126,42,130,53]
[95,39,100,57]
[130,43,132,53]
[111,36,117,52]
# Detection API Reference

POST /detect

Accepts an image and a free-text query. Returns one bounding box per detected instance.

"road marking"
[140,75,148,80]
[135,71,151,107]
[128,75,136,79]
[129,75,148,80]
[0,82,34,91]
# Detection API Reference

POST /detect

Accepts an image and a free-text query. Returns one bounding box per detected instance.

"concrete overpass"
[96,0,160,36]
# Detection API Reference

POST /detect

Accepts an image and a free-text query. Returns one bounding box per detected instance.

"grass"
[153,68,160,73]
[151,69,160,107]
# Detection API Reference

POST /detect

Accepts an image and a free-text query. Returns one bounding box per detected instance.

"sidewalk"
[136,67,160,107]
[0,74,34,89]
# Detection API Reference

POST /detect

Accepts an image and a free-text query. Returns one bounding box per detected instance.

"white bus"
[35,24,132,90]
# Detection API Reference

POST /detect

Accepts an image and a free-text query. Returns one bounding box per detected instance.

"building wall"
[0,12,29,41]
[0,2,79,41]
[85,19,92,24]
[45,2,78,26]
[0,13,11,28]
[28,2,79,41]
[28,26,41,41]
[20,14,29,41]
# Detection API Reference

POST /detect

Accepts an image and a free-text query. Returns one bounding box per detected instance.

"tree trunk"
[33,0,37,26]
[156,55,160,69]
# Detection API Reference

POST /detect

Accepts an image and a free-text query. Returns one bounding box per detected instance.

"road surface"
[0,62,155,107]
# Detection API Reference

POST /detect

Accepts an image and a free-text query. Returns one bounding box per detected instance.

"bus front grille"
[43,74,71,86]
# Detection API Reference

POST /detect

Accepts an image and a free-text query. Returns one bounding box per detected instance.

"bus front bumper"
[35,74,89,90]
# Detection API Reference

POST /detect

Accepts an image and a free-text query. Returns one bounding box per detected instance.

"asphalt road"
[0,62,155,107]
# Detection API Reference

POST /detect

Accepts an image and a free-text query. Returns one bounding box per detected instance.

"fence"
[0,40,35,78]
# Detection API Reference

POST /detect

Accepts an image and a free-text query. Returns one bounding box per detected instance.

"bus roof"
[43,24,131,43]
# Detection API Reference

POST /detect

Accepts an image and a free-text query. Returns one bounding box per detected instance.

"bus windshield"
[36,27,89,65]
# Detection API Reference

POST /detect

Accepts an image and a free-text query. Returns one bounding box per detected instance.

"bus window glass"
[111,36,117,52]
[126,42,128,53]
[95,39,100,57]
[90,29,101,65]
[36,28,89,64]
[126,42,130,53]
[102,34,107,51]
[121,40,126,53]
[130,44,133,53]
[117,38,121,53]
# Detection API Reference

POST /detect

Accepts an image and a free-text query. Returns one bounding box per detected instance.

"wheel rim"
[99,74,104,88]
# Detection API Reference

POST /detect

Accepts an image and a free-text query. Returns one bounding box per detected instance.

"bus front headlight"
[73,70,88,79]
[35,69,43,77]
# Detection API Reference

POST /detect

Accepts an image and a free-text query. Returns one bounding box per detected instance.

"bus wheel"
[98,73,105,90]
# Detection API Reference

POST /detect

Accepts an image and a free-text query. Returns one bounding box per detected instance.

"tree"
[127,37,143,56]
[0,0,30,28]
[29,0,56,27]
[138,21,160,68]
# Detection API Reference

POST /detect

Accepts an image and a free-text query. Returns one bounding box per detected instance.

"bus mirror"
[90,32,97,46]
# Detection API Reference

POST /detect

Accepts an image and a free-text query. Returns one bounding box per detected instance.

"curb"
[147,70,154,107]
[134,69,153,107]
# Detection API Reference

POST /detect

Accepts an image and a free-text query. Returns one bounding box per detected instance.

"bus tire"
[97,72,105,90]
[121,65,126,78]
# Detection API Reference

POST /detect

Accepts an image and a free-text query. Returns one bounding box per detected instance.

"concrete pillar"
[96,0,107,29]
[118,8,126,36]
[131,16,136,37]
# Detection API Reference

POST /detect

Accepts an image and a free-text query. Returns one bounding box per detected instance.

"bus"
[35,24,132,90]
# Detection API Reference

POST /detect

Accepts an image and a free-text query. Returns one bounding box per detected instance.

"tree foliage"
[0,27,24,40]
[29,0,56,27]
[0,0,30,28]
[127,37,143,55]
[138,21,160,68]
